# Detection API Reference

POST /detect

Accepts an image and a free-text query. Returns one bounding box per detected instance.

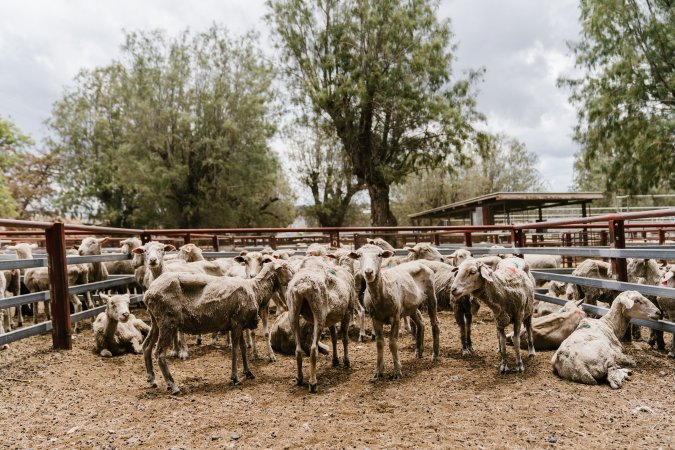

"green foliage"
[392,134,546,224]
[48,26,295,228]
[0,117,34,218]
[267,0,483,225]
[562,0,675,194]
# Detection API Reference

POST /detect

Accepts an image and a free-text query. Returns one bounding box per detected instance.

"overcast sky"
[0,0,581,191]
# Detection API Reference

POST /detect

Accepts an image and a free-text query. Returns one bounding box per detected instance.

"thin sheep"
[551,291,660,388]
[450,258,535,373]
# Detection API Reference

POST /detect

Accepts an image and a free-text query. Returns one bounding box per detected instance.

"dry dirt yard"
[0,308,673,449]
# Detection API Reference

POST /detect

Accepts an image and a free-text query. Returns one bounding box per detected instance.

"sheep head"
[132,242,176,268]
[615,291,660,321]
[119,238,142,255]
[78,237,110,256]
[235,250,268,278]
[407,243,443,262]
[448,249,472,267]
[348,244,393,283]
[5,242,38,259]
[450,259,492,298]
[101,293,131,323]
[178,243,203,262]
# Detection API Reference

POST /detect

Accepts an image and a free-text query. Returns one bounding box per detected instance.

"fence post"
[45,222,72,350]
[463,232,472,247]
[184,233,191,245]
[433,233,440,246]
[329,232,340,249]
[511,229,525,257]
[212,235,219,251]
[609,219,627,282]
[269,235,277,250]
[658,229,666,245]
[141,233,151,244]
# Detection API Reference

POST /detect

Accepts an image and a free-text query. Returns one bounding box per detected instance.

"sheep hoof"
[100,349,113,357]
[231,377,242,386]
[196,337,202,346]
[461,348,472,357]
[668,352,675,359]
[373,372,384,380]
[514,363,524,373]
[309,383,318,393]
[389,371,402,380]
[268,355,277,363]
[170,350,179,358]
[178,351,189,360]
[432,353,439,363]
[332,357,340,367]
[148,381,157,388]
[170,386,181,395]
[296,377,305,387]
[499,362,509,374]
[343,358,350,369]
[244,370,255,380]
[358,334,366,342]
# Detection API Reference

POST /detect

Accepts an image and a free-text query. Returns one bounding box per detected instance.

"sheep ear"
[132,247,144,255]
[5,245,16,250]
[380,250,394,258]
[620,294,635,310]
[30,243,38,249]
[262,256,274,264]
[234,256,245,263]
[480,264,494,282]
[575,299,585,307]
[100,293,110,303]
[96,237,110,244]
[451,266,459,273]
[326,254,337,259]
[239,250,248,256]
[406,247,415,253]
[163,244,176,252]
[449,251,457,257]
[348,251,359,260]
[287,249,296,256]
[72,245,79,250]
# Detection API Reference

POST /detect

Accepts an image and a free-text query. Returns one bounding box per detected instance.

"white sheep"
[105,238,142,275]
[405,243,444,262]
[142,259,294,394]
[551,291,661,388]
[288,256,355,392]
[450,258,535,373]
[656,266,675,358]
[508,299,586,351]
[565,259,616,306]
[348,244,440,379]
[93,293,150,357]
[0,272,7,336]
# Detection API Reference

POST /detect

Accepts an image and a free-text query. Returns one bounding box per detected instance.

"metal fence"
[1,208,675,349]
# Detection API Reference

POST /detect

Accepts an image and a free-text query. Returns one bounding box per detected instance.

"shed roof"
[408,192,604,220]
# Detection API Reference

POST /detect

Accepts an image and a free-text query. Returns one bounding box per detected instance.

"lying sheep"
[627,258,663,344]
[269,311,329,356]
[551,291,660,388]
[349,244,440,379]
[534,282,569,317]
[288,256,355,393]
[142,259,294,394]
[451,258,535,373]
[93,294,150,357]
[508,299,586,351]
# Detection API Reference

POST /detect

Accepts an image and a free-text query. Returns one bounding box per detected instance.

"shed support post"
[46,222,72,350]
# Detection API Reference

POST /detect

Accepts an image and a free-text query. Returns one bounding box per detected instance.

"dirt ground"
[0,308,673,450]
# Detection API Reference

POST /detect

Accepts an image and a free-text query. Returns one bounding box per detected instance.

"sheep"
[269,311,330,356]
[450,258,535,373]
[405,243,444,262]
[7,243,93,331]
[348,244,440,379]
[366,238,395,252]
[447,248,502,270]
[533,281,569,317]
[626,258,664,344]
[3,268,21,326]
[272,249,296,260]
[306,243,330,257]
[326,249,369,342]
[142,259,294,394]
[565,259,616,306]
[175,243,204,262]
[656,266,675,358]
[551,291,661,388]
[93,294,150,357]
[0,272,6,335]
[5,243,38,325]
[288,256,355,392]
[104,238,142,275]
[524,254,562,270]
[77,237,110,286]
[507,299,586,351]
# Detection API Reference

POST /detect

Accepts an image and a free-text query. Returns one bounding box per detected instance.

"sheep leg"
[389,319,402,379]
[261,304,276,363]
[341,315,350,368]
[32,301,39,325]
[155,329,179,394]
[0,310,5,334]
[16,304,23,327]
[239,331,255,381]
[44,300,51,321]
[373,319,385,379]
[668,333,674,358]
[290,310,305,386]
[411,310,424,359]
[329,325,339,367]
[465,310,474,354]
[497,326,509,374]
[648,329,665,351]
[523,315,536,358]
[177,332,188,360]
[230,329,242,386]
[511,321,524,373]
[607,366,631,389]
[308,319,323,393]
[426,291,440,362]
[143,319,160,388]
[70,294,82,333]
[245,329,254,349]
[357,304,367,342]
[455,307,468,355]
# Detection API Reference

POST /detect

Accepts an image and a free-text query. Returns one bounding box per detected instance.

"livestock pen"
[0,211,674,448]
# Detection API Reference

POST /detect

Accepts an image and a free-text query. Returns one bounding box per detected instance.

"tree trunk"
[368,181,397,226]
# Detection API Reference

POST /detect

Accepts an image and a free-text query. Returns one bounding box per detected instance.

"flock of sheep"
[1,237,673,395]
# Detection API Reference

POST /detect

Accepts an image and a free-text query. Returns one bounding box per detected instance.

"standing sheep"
[450,258,535,373]
[142,260,294,394]
[551,291,661,388]
[656,266,675,358]
[105,238,142,275]
[348,244,440,380]
[93,294,150,357]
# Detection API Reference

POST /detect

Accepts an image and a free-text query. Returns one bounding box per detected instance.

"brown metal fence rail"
[1,209,675,349]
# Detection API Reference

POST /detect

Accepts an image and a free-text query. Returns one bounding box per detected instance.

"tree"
[7,150,58,219]
[267,0,483,225]
[288,120,364,226]
[0,117,34,218]
[561,0,675,194]
[392,134,546,224]
[48,27,295,228]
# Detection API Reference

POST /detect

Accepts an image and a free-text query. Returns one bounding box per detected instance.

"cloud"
[0,0,583,191]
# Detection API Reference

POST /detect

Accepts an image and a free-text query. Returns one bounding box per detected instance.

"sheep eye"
[470,268,477,274]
